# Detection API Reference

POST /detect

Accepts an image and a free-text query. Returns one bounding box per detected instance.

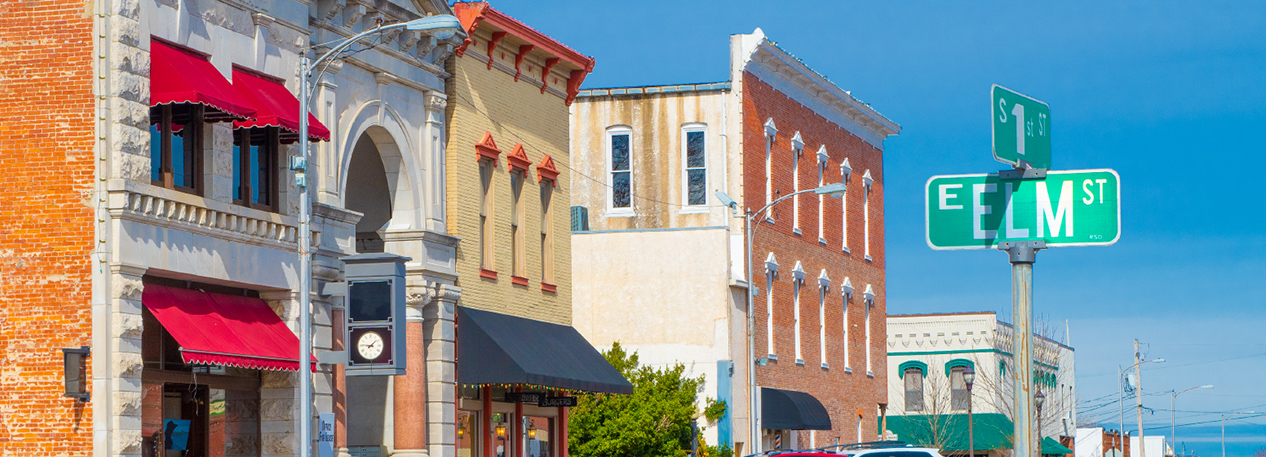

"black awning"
[456,306,633,394]
[761,387,831,430]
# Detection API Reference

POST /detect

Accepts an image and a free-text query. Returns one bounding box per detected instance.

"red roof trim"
[453,2,596,102]
[536,154,559,185]
[507,143,531,173]
[540,57,560,95]
[475,131,501,165]
[486,31,508,70]
[514,44,535,81]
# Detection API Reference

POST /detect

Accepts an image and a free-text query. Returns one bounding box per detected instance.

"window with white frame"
[863,169,873,260]
[792,261,805,364]
[607,127,632,213]
[841,279,853,370]
[681,124,707,207]
[864,285,875,374]
[817,270,829,368]
[765,253,778,358]
[950,366,969,410]
[816,146,828,244]
[763,118,777,222]
[791,132,804,233]
[840,159,851,253]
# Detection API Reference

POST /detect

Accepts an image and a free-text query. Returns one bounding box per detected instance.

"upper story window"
[681,124,707,207]
[479,159,496,273]
[904,367,925,411]
[950,365,969,410]
[233,128,279,211]
[150,104,204,194]
[607,127,633,213]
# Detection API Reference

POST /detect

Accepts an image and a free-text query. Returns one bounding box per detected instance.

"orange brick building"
[0,0,96,454]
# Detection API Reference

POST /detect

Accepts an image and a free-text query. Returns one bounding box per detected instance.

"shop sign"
[538,396,577,407]
[505,392,542,404]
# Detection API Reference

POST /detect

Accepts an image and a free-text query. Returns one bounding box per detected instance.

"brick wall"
[444,33,575,326]
[743,74,888,445]
[0,0,97,453]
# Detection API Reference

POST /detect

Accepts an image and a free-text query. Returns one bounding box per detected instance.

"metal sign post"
[927,86,1119,457]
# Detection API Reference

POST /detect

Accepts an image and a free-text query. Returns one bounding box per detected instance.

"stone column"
[393,286,434,457]
[333,303,352,457]
[423,91,447,233]
[426,284,461,457]
[260,291,303,457]
[107,266,147,457]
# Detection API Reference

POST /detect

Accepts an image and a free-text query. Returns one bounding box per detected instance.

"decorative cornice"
[816,145,829,164]
[514,44,535,81]
[742,35,900,149]
[790,131,804,151]
[862,169,874,189]
[764,252,779,272]
[817,269,830,287]
[474,131,501,164]
[536,155,559,185]
[506,143,531,173]
[863,284,876,301]
[374,71,398,86]
[764,118,778,137]
[840,157,852,180]
[841,277,854,297]
[424,91,447,114]
[791,261,806,280]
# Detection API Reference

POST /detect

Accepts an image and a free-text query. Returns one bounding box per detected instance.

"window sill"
[818,237,827,246]
[865,255,872,262]
[842,246,851,254]
[604,209,635,218]
[511,275,529,286]
[795,358,804,366]
[820,362,829,370]
[479,268,498,280]
[678,206,709,215]
[541,282,557,293]
[844,367,853,374]
[792,228,802,236]
[766,354,778,361]
[866,370,874,378]
[764,217,774,225]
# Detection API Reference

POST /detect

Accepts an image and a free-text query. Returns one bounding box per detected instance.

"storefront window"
[457,410,479,457]
[525,416,553,457]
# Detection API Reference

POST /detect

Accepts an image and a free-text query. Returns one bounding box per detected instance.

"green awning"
[881,413,1012,451]
[1042,436,1073,455]
[882,414,1072,454]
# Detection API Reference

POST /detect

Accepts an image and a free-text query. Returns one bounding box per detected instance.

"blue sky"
[477,1,1266,454]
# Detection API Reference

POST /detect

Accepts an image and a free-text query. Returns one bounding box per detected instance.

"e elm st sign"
[925,169,1120,250]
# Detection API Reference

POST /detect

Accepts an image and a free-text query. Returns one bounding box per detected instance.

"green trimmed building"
[884,312,1076,457]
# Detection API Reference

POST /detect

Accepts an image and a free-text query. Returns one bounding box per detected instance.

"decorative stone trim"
[110,184,300,248]
[474,132,500,164]
[536,155,559,185]
[506,143,531,173]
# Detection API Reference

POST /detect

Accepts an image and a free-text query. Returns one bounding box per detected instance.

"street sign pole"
[1000,240,1043,457]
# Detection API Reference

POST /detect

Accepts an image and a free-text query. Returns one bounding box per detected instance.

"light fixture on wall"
[62,346,90,401]
[495,423,507,439]
[527,422,537,439]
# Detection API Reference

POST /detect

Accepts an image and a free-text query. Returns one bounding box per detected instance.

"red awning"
[232,67,331,143]
[142,284,316,372]
[150,39,257,122]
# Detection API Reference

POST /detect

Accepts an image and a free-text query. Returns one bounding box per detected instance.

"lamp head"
[963,366,976,388]
[404,15,465,41]
[1200,384,1214,389]
[814,182,847,198]
[715,190,737,209]
[1034,390,1046,409]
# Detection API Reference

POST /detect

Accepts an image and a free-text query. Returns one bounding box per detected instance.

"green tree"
[568,342,725,457]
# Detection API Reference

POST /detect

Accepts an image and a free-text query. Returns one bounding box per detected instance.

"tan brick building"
[571,28,899,454]
[445,4,629,457]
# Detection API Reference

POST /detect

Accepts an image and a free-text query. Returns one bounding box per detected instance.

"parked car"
[747,440,947,457]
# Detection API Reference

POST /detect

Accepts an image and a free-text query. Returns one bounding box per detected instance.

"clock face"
[357,331,384,360]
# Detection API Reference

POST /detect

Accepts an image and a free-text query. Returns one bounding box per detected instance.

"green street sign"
[992,85,1051,170]
[925,169,1119,250]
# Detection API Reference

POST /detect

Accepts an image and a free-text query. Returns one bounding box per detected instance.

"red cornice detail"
[475,131,501,165]
[511,275,529,286]
[540,282,557,293]
[536,154,559,185]
[565,69,588,106]
[507,143,531,173]
[485,31,507,70]
[514,44,535,82]
[540,57,560,94]
[479,268,498,280]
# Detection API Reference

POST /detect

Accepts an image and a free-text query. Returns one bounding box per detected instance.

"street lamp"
[294,14,465,457]
[1035,390,1046,452]
[715,182,847,452]
[1171,385,1212,453]
[1118,357,1164,456]
[1222,411,1255,457]
[964,366,975,457]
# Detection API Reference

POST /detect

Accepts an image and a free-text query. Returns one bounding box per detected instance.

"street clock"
[343,253,409,376]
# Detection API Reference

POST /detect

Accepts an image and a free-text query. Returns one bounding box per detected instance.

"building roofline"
[576,81,731,98]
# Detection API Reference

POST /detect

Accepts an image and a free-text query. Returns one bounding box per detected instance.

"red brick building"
[570,28,898,454]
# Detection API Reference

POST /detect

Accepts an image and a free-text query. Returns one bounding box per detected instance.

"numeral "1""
[1011,102,1025,156]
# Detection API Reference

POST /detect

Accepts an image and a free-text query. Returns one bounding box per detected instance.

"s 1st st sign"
[925,169,1119,250]
[992,85,1051,170]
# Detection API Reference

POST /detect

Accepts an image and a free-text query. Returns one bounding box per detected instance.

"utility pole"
[1135,339,1145,457]
[1001,240,1042,457]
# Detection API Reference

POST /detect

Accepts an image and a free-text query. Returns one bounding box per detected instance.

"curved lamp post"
[715,183,846,452]
[1221,411,1255,457]
[1170,385,1212,454]
[295,15,465,457]
[964,366,975,457]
